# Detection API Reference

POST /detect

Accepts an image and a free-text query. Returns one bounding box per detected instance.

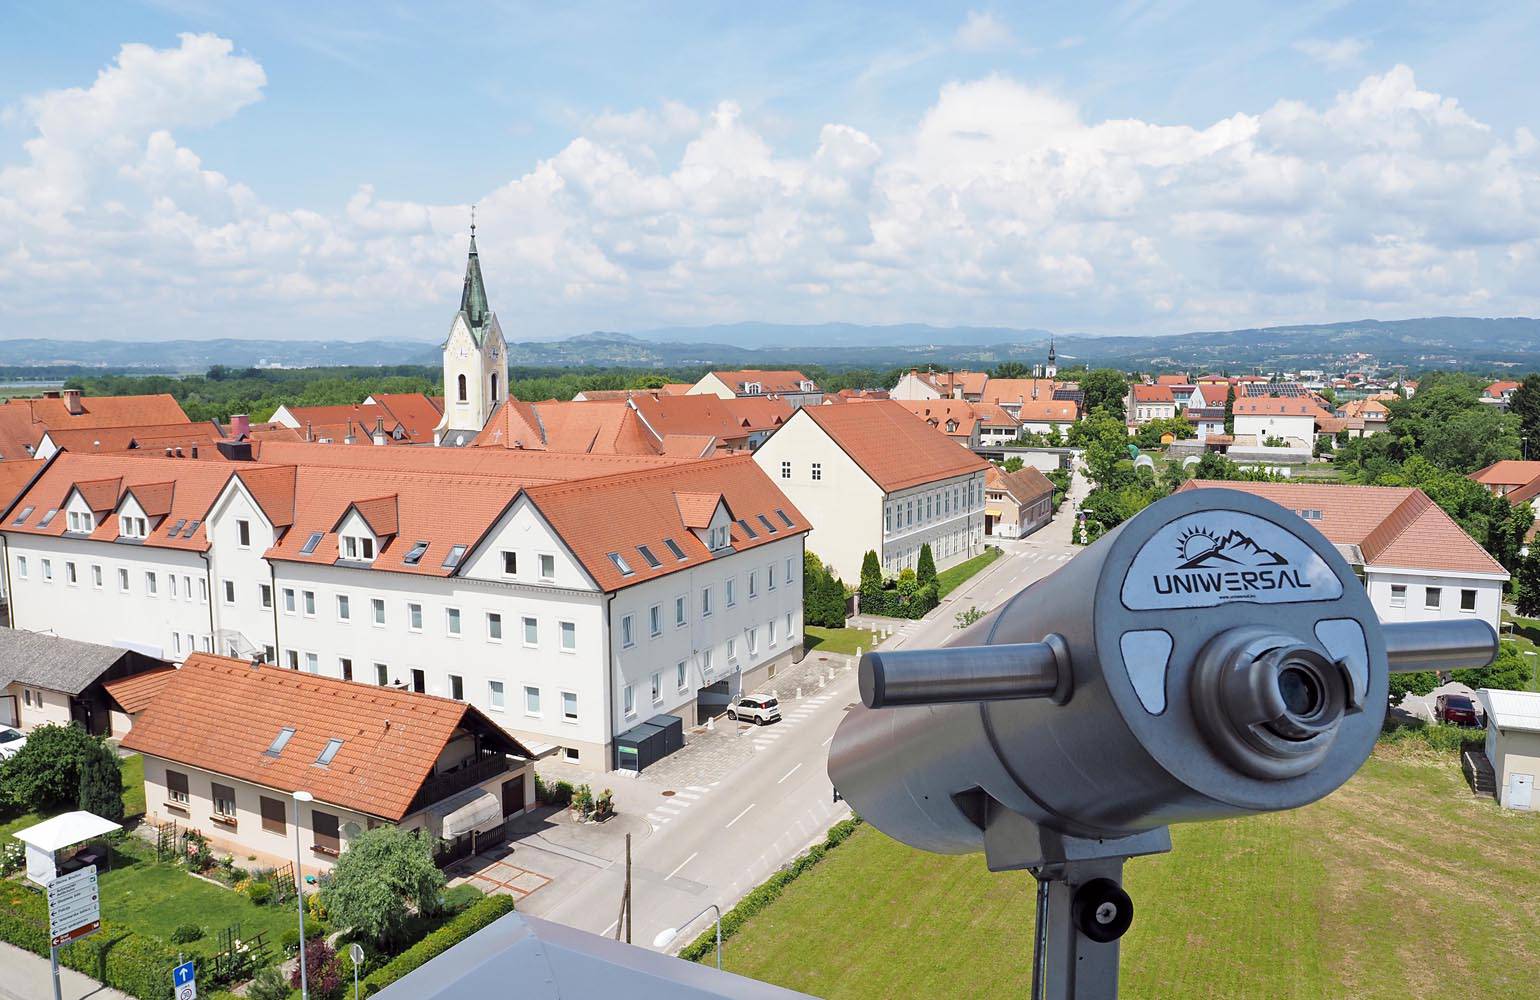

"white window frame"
[649,604,662,637]
[624,683,636,718]
[372,597,386,627]
[560,620,576,652]
[487,612,503,642]
[539,553,556,581]
[337,593,351,621]
[488,680,506,711]
[524,685,541,717]
[445,606,462,637]
[562,690,579,723]
[523,616,539,647]
[651,671,662,705]
[622,614,635,648]
[408,602,423,632]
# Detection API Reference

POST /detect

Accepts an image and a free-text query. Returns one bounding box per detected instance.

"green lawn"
[803,626,880,656]
[936,547,1003,598]
[708,748,1540,999]
[94,839,299,956]
[0,753,145,842]
[1499,613,1540,692]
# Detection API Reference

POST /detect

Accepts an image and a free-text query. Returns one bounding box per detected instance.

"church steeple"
[459,207,490,337]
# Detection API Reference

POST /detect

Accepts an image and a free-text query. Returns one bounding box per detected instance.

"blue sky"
[3,1,1540,341]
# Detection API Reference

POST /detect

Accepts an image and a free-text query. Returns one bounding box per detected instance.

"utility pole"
[615,833,632,943]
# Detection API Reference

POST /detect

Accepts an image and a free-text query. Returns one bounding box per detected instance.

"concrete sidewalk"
[0,940,130,1000]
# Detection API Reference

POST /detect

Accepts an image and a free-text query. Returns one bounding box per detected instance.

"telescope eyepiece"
[1194,628,1352,780]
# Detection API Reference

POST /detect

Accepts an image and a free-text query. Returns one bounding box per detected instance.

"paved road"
[0,940,131,1000]
[519,465,1092,956]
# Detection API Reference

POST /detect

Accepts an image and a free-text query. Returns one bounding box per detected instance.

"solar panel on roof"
[663,537,687,561]
[736,518,758,539]
[442,544,467,569]
[775,509,793,528]
[300,531,324,555]
[757,513,777,534]
[181,519,201,538]
[637,544,661,569]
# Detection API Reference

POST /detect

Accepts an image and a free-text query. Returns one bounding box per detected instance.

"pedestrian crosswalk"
[646,784,713,827]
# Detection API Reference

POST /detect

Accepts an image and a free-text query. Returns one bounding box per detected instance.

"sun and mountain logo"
[1174,526,1290,570]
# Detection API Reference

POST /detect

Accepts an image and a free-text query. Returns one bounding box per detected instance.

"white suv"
[726,695,782,726]
[0,726,26,760]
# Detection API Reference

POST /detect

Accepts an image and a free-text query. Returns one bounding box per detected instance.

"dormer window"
[342,535,375,561]
[67,511,93,533]
[118,514,147,539]
[800,381,815,392]
[743,382,762,395]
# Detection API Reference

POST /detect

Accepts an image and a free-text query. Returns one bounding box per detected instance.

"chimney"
[250,656,262,670]
[231,414,250,438]
[373,417,386,447]
[305,422,313,443]
[190,445,198,460]
[63,389,84,415]
[175,447,184,458]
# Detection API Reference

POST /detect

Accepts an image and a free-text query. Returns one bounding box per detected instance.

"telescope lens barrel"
[1381,619,1497,673]
[859,639,1069,708]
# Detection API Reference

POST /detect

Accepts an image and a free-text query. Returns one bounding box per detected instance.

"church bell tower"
[434,209,509,446]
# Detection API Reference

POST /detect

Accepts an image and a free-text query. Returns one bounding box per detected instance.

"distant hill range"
[4,317,1539,373]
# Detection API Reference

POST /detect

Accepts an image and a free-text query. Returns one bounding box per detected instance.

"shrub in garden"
[916,544,936,587]
[76,740,124,822]
[169,923,203,944]
[248,965,291,1000]
[0,723,105,812]
[360,895,514,994]
[291,938,344,1000]
[323,825,445,948]
[245,881,274,905]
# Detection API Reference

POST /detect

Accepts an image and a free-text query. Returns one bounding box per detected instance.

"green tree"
[1079,369,1129,419]
[859,550,883,595]
[916,544,937,587]
[1451,643,1533,692]
[1388,671,1439,701]
[321,826,446,947]
[76,741,124,822]
[1419,406,1519,473]
[1509,373,1540,456]
[992,361,1028,379]
[1516,553,1540,618]
[1223,383,1235,434]
[1133,416,1196,450]
[1001,456,1025,473]
[0,724,104,812]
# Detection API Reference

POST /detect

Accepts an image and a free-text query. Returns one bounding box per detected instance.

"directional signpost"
[45,865,101,1000]
[172,959,198,1000]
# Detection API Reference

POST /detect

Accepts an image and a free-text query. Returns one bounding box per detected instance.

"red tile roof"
[706,370,817,394]
[1485,381,1521,398]
[100,665,176,714]
[660,383,692,396]
[8,454,243,551]
[986,465,1054,503]
[1232,397,1331,419]
[981,379,1059,407]
[0,459,46,514]
[1155,374,1192,386]
[472,400,665,455]
[42,422,223,455]
[369,393,443,440]
[1130,384,1176,404]
[524,455,809,592]
[121,654,530,821]
[251,441,684,481]
[795,401,989,492]
[917,370,990,396]
[674,491,722,528]
[1471,460,1540,488]
[1014,399,1079,423]
[0,394,190,461]
[1176,481,1508,577]
[894,399,981,437]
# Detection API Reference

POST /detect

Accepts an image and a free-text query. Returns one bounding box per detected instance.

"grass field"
[1499,613,1540,692]
[936,547,1003,598]
[710,747,1540,999]
[803,626,879,656]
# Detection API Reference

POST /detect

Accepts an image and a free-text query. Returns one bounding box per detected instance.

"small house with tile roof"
[1177,481,1508,630]
[687,370,822,409]
[752,400,989,581]
[0,627,170,736]
[984,465,1055,539]
[123,653,536,876]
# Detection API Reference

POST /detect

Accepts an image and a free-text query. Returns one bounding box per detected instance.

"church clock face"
[492,346,501,358]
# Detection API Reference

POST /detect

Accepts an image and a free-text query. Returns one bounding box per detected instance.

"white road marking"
[667,852,699,880]
[655,805,682,815]
[726,804,756,828]
[689,785,710,792]
[778,763,803,784]
[672,791,700,801]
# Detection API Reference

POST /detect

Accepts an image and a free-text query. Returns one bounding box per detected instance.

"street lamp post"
[652,904,723,969]
[293,790,314,1000]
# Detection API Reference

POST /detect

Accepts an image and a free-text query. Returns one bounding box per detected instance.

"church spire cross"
[470,203,476,237]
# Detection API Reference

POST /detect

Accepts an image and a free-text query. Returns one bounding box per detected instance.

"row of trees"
[858,546,940,619]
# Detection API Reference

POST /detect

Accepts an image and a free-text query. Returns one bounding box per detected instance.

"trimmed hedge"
[360,893,515,994]
[678,817,864,963]
[857,584,938,620]
[0,882,180,1000]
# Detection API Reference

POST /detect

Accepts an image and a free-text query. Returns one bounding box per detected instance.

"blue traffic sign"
[172,961,196,986]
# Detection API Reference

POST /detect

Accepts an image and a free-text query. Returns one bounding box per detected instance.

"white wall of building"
[880,473,987,576]
[752,418,884,582]
[1234,412,1316,446]
[1363,568,1505,631]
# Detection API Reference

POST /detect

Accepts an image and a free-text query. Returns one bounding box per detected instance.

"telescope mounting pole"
[1030,858,1130,1000]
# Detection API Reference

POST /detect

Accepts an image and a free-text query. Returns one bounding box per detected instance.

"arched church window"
[491,372,499,402]
[457,373,467,402]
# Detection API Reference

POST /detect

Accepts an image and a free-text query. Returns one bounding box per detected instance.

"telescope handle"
[859,636,1072,709]
[1381,618,1497,674]
[858,619,1497,710]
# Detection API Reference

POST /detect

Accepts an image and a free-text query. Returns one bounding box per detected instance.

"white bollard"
[796,687,803,699]
[856,646,863,658]
[706,716,715,732]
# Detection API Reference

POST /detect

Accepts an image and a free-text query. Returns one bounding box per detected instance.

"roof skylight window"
[757,513,777,534]
[637,544,661,569]
[38,509,57,528]
[608,552,635,576]
[663,537,687,561]
[775,509,793,528]
[169,518,187,536]
[403,540,429,565]
[182,519,201,539]
[264,726,295,758]
[316,738,344,766]
[12,506,33,525]
[441,544,467,569]
[299,531,324,555]
[736,518,758,540]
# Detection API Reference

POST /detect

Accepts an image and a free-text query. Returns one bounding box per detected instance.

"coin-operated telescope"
[828,488,1495,1000]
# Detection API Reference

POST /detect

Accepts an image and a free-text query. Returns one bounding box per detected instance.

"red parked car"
[1434,694,1481,727]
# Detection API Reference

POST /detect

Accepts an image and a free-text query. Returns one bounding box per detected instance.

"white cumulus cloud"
[1,35,1539,341]
[1294,37,1369,69]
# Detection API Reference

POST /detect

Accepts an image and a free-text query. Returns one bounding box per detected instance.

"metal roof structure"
[0,627,151,695]
[374,911,814,999]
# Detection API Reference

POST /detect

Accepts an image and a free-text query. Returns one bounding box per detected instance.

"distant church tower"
[434,211,508,447]
[1045,337,1058,380]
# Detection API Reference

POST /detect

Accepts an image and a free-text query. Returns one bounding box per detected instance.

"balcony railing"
[410,752,510,812]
